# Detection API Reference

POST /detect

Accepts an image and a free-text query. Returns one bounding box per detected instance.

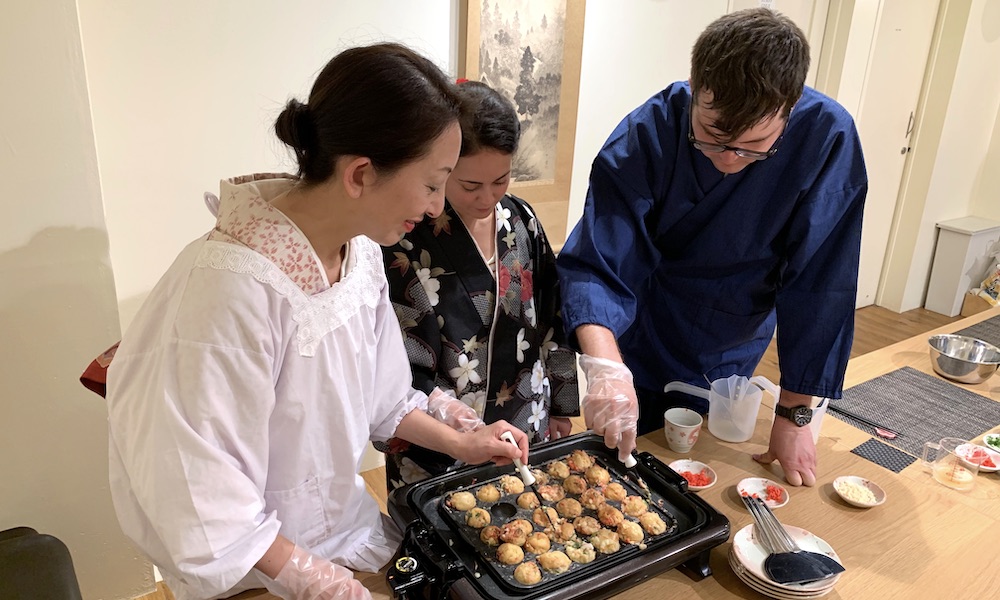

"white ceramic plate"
[730,523,843,593]
[668,459,717,491]
[956,443,1000,473]
[729,549,836,598]
[737,477,789,508]
[832,475,886,508]
[981,433,1000,455]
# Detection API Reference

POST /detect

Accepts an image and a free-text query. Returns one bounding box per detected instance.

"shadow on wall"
[0,226,154,599]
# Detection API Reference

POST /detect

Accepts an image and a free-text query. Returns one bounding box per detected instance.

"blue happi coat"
[557,82,867,414]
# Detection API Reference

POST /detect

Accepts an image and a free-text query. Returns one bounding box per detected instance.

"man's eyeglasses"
[688,105,786,161]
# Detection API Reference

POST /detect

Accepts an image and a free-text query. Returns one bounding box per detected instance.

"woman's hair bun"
[274,99,315,154]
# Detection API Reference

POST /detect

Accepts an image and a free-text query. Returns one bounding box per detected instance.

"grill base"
[386,434,730,599]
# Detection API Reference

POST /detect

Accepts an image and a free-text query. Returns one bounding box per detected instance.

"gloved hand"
[272,545,372,600]
[426,387,485,433]
[578,355,639,462]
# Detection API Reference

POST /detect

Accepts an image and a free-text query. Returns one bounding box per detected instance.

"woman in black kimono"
[381,81,579,489]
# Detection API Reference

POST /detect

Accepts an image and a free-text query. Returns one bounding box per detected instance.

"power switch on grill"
[387,556,426,596]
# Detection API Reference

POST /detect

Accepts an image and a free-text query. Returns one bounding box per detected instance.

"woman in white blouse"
[105,43,529,600]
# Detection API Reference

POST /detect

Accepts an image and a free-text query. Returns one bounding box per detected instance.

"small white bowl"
[833,475,886,508]
[668,459,717,491]
[982,433,1000,454]
[956,443,1000,473]
[737,477,789,508]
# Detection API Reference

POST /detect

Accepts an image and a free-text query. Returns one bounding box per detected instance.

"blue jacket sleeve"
[775,127,867,399]
[557,113,669,346]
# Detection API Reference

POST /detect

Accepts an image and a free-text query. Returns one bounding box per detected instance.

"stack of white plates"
[729,524,843,599]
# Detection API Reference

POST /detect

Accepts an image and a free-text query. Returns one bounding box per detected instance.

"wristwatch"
[775,404,813,427]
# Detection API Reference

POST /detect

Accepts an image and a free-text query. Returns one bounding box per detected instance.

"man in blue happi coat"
[557,8,867,486]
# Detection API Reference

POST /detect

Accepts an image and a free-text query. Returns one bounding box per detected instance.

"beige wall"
[882,0,1000,310]
[0,1,151,599]
[77,0,458,332]
[567,1,729,232]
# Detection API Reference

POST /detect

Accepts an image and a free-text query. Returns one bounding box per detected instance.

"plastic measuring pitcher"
[664,375,779,442]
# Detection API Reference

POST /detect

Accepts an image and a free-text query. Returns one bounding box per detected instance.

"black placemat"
[956,313,1000,348]
[835,366,1000,457]
[851,438,917,473]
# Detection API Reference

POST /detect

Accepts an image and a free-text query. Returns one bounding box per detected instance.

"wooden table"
[348,308,1000,599]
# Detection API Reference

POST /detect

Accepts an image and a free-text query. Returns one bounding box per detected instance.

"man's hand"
[753,416,817,486]
[578,355,639,462]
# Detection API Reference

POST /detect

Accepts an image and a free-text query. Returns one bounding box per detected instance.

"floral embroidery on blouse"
[207,175,327,296]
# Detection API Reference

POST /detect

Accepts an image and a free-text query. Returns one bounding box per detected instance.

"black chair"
[0,527,83,600]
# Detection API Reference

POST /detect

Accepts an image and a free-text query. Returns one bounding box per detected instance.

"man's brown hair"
[690,8,809,140]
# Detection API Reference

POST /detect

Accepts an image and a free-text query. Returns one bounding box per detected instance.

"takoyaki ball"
[476,484,501,503]
[514,561,542,585]
[496,542,524,565]
[590,529,621,554]
[639,512,668,535]
[547,460,571,480]
[567,449,594,472]
[536,484,565,502]
[584,465,611,487]
[618,520,645,544]
[579,488,606,510]
[621,495,648,517]
[499,521,528,546]
[465,507,491,529]
[573,516,601,536]
[564,539,597,564]
[603,482,628,502]
[530,468,550,485]
[544,521,577,544]
[537,550,572,574]
[597,504,625,527]
[523,532,551,554]
[532,506,560,527]
[499,474,525,495]
[556,498,583,519]
[517,492,540,510]
[447,491,477,511]
[562,475,588,495]
[511,518,535,536]
[480,525,502,546]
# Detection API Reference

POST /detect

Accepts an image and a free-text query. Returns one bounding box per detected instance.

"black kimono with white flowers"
[381,194,579,489]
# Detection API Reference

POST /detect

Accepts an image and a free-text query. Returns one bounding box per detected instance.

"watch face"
[777,405,813,426]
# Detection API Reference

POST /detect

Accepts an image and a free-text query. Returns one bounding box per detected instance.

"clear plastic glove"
[272,545,372,600]
[578,355,639,462]
[426,387,485,433]
[753,417,817,487]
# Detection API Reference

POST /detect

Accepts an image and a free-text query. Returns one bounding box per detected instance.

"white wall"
[900,0,1000,309]
[566,0,831,236]
[0,1,150,599]
[968,1,1000,221]
[78,0,457,331]
[567,1,729,233]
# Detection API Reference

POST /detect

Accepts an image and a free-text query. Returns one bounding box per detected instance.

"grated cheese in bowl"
[834,478,879,506]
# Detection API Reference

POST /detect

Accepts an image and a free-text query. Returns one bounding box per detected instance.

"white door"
[852,0,939,307]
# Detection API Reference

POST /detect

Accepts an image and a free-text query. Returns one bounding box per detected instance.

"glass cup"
[921,437,981,491]
[664,407,703,453]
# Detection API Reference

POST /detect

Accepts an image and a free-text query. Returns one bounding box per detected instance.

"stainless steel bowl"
[928,334,1000,384]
